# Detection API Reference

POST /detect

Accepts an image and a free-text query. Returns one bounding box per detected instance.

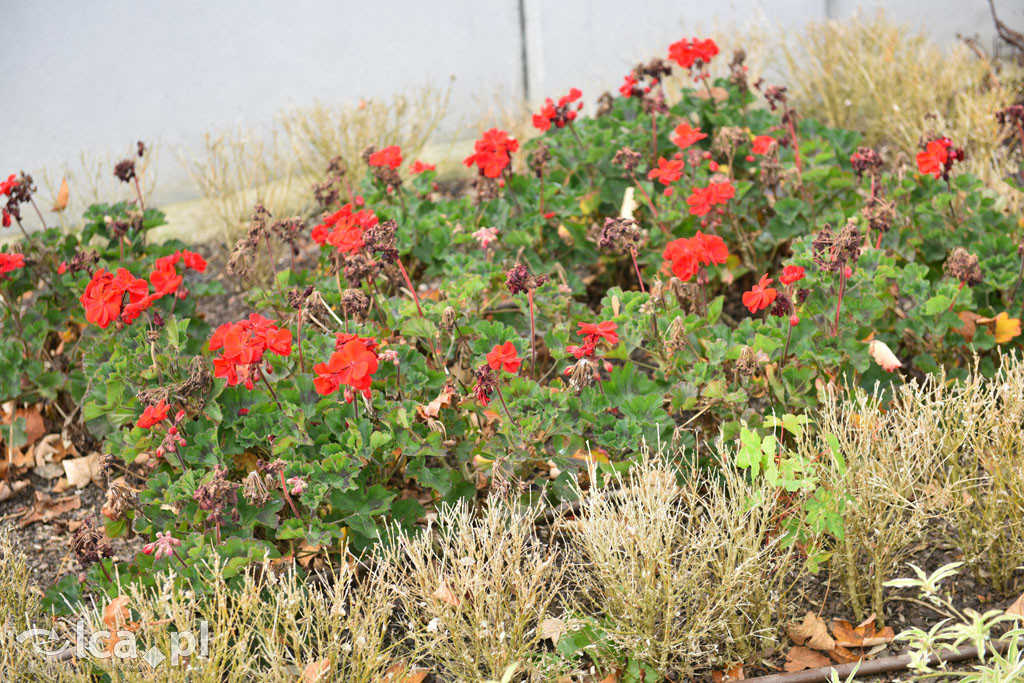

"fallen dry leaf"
[432,579,460,606]
[0,479,29,502]
[868,339,902,372]
[830,615,894,648]
[711,663,745,681]
[975,312,1022,344]
[35,433,77,464]
[18,491,81,527]
[300,658,331,682]
[2,406,46,448]
[538,616,566,645]
[381,662,428,683]
[63,453,102,488]
[52,177,69,212]
[785,645,831,672]
[787,611,836,651]
[955,311,981,341]
[102,595,139,654]
[829,644,863,665]
[1007,591,1024,618]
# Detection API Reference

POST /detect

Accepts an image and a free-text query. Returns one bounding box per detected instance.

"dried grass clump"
[943,353,1024,594]
[780,10,1023,204]
[568,450,798,677]
[808,377,967,624]
[279,80,453,181]
[179,125,303,251]
[390,496,566,682]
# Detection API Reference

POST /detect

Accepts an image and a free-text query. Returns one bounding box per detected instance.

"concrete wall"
[1,0,1020,204]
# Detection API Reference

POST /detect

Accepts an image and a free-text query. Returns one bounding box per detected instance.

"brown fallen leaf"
[784,645,831,672]
[831,615,894,648]
[711,663,745,681]
[829,644,863,665]
[381,662,428,682]
[432,578,460,606]
[52,177,69,212]
[538,616,566,645]
[35,433,77,464]
[102,595,139,655]
[300,658,331,682]
[1007,591,1024,617]
[597,673,620,683]
[4,406,47,447]
[18,491,81,527]
[787,611,836,651]
[955,311,981,341]
[63,453,102,489]
[0,479,29,502]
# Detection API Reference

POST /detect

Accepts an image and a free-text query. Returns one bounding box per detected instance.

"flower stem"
[780,319,793,370]
[133,176,146,211]
[259,368,285,412]
[494,384,519,431]
[296,304,306,373]
[528,290,537,380]
[949,281,965,312]
[279,470,301,519]
[629,171,670,235]
[396,258,423,317]
[29,198,48,231]
[832,268,846,337]
[629,247,646,293]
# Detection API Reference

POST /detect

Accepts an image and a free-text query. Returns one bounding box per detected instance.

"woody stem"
[630,247,646,293]
[133,176,145,211]
[786,114,802,177]
[528,290,537,380]
[396,258,423,317]
[29,198,48,231]
[259,368,284,412]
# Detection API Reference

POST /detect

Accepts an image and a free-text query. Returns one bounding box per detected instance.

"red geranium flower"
[779,265,806,286]
[313,338,379,399]
[0,174,17,196]
[662,231,729,282]
[742,274,777,313]
[648,157,684,186]
[686,181,735,216]
[80,267,156,328]
[209,315,293,390]
[368,145,403,170]
[137,399,170,429]
[671,122,707,150]
[533,88,583,132]
[752,135,775,155]
[464,128,519,178]
[486,341,522,374]
[0,252,25,277]
[311,203,379,253]
[619,73,640,97]
[668,37,719,69]
[916,140,948,178]
[577,320,619,346]
[409,160,436,174]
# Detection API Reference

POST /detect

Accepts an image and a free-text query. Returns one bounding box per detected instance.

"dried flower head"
[944,247,983,287]
[363,219,398,263]
[597,217,643,253]
[812,219,862,273]
[505,262,548,294]
[612,147,643,173]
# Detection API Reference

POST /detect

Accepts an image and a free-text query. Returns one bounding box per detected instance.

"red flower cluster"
[668,37,719,70]
[532,88,584,132]
[151,249,206,297]
[463,128,519,178]
[368,145,403,170]
[648,157,685,191]
[486,341,522,374]
[686,181,735,216]
[313,336,379,400]
[619,73,649,98]
[742,274,777,313]
[672,122,707,150]
[137,399,169,429]
[0,174,17,196]
[916,138,964,180]
[209,315,293,390]
[311,203,380,253]
[0,252,25,278]
[409,160,436,174]
[567,321,619,359]
[779,265,806,286]
[662,231,729,281]
[752,135,775,155]
[80,268,152,328]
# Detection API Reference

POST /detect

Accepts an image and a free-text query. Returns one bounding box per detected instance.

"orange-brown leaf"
[52,178,69,212]
[432,578,460,606]
[784,645,831,672]
[786,611,836,651]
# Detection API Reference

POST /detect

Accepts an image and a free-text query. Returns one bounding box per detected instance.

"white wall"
[1,0,1020,204]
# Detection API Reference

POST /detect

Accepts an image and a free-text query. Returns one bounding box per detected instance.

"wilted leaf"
[102,595,139,654]
[17,491,81,527]
[868,339,902,372]
[976,312,1022,344]
[35,433,76,464]
[381,662,428,683]
[955,311,981,341]
[784,645,831,671]
[787,611,836,651]
[415,385,456,420]
[831,615,894,648]
[0,479,29,502]
[52,177,69,212]
[1007,591,1024,617]
[620,186,637,220]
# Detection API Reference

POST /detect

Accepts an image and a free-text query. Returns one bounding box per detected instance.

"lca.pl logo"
[16,620,209,668]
